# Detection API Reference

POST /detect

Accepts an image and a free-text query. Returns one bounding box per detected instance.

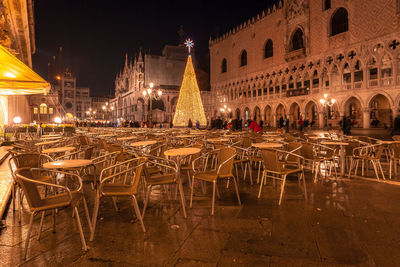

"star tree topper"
[185,38,194,54]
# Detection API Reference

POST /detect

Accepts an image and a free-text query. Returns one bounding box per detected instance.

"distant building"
[210,0,400,129]
[91,96,112,120]
[110,45,211,123]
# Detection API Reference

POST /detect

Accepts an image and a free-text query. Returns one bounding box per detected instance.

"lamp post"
[319,93,335,130]
[142,82,162,127]
[102,102,112,121]
[219,105,231,119]
[86,108,96,123]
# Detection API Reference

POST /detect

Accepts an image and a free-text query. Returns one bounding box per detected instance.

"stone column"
[362,108,370,129]
[272,114,277,128]
[318,111,325,129]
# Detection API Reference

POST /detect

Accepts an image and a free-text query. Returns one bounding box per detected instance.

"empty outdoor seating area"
[1,127,400,265]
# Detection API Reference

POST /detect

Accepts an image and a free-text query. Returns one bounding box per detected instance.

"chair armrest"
[16,169,73,201]
[216,154,236,176]
[31,168,83,191]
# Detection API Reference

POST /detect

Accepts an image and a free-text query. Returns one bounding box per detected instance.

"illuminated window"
[40,103,47,114]
[33,107,38,114]
[49,108,54,114]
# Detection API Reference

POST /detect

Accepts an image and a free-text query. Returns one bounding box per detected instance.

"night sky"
[32,0,277,96]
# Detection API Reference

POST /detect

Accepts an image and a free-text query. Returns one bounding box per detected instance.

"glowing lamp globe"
[54,117,62,124]
[13,116,21,124]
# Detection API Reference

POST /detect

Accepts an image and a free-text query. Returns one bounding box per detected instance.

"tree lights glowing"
[172,53,207,127]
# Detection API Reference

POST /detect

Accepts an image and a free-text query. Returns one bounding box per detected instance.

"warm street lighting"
[102,105,106,110]
[142,82,162,127]
[56,75,61,80]
[320,94,336,129]
[13,115,21,124]
[54,117,62,124]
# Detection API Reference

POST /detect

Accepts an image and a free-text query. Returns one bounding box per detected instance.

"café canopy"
[0,44,49,95]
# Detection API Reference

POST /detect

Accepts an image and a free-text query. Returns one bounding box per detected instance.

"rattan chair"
[90,157,147,241]
[8,153,53,222]
[258,149,307,205]
[142,156,187,218]
[15,168,91,259]
[190,147,241,215]
[348,144,385,180]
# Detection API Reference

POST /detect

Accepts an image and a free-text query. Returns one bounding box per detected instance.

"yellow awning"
[0,44,50,95]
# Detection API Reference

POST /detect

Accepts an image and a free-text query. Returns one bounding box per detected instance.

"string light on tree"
[173,38,207,127]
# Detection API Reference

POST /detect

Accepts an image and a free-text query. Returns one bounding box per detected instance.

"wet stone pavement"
[1,169,400,266]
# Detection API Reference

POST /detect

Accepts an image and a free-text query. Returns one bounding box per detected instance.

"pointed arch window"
[221,58,227,73]
[290,29,304,51]
[240,50,247,67]
[264,39,273,58]
[331,8,349,36]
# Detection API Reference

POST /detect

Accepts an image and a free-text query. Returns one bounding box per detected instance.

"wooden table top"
[207,138,229,143]
[117,136,138,141]
[164,147,201,157]
[321,141,349,146]
[40,136,62,140]
[130,140,157,147]
[42,146,75,154]
[176,135,194,138]
[35,140,59,146]
[42,159,92,169]
[99,134,116,137]
[252,142,283,149]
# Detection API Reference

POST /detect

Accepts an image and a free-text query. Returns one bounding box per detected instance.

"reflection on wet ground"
[1,169,400,266]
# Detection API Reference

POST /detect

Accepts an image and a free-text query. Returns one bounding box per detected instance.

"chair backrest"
[392,143,400,157]
[345,141,360,156]
[301,142,315,160]
[393,136,400,141]
[242,136,252,149]
[260,149,282,172]
[84,146,94,159]
[14,168,43,209]
[286,142,301,162]
[79,135,89,146]
[100,157,146,195]
[98,139,109,150]
[217,147,235,177]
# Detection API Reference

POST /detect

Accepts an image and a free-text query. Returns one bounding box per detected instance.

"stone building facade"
[0,0,36,125]
[110,46,212,123]
[209,0,400,129]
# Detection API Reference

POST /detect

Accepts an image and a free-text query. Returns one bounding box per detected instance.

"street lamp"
[320,94,335,130]
[142,82,162,127]
[219,105,231,119]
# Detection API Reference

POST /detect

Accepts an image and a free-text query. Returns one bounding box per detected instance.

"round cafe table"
[207,138,229,143]
[164,147,202,218]
[99,134,116,138]
[42,159,93,169]
[176,135,194,138]
[42,146,75,154]
[130,140,157,147]
[41,136,62,141]
[35,140,59,146]
[321,141,349,176]
[252,142,283,149]
[117,136,138,141]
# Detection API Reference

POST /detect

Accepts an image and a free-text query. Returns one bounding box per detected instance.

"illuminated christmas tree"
[173,39,207,127]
